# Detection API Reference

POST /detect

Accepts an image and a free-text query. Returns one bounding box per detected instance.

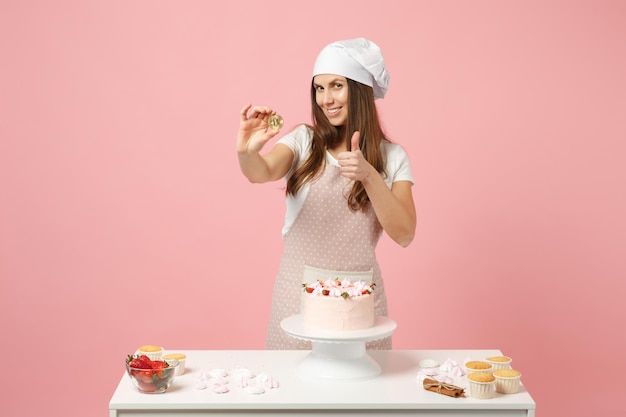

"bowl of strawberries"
[126,354,179,393]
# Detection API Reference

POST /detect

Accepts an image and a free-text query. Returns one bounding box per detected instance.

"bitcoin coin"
[268,114,284,131]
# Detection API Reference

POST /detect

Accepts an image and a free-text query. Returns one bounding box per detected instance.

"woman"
[237,38,416,349]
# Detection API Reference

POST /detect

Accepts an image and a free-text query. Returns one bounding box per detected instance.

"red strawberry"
[305,287,314,293]
[139,370,156,383]
[127,354,152,369]
[322,289,330,296]
[156,361,174,379]
[150,360,168,377]
[150,360,168,370]
[129,358,151,369]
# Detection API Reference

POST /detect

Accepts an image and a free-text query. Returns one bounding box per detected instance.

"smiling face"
[313,74,349,127]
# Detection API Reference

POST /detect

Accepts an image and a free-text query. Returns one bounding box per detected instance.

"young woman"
[237,38,416,349]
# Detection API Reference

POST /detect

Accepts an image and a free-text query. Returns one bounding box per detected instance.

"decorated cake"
[301,278,375,331]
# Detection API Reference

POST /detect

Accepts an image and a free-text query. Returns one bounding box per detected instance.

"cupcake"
[467,372,496,399]
[136,345,164,361]
[465,360,493,375]
[163,353,186,375]
[485,355,512,371]
[493,368,522,394]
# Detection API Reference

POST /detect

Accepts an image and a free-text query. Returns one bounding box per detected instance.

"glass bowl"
[125,359,179,393]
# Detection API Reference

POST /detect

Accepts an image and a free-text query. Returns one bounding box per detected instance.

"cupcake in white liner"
[163,353,186,375]
[465,360,493,375]
[493,368,522,394]
[467,372,496,399]
[136,345,164,361]
[485,355,512,371]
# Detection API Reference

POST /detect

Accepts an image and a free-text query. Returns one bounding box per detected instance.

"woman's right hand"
[237,104,281,155]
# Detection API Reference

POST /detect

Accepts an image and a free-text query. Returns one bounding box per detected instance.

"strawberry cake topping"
[303,279,374,298]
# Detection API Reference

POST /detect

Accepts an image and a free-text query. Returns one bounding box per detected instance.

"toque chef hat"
[312,38,390,99]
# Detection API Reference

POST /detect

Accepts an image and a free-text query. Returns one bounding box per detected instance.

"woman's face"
[313,74,349,126]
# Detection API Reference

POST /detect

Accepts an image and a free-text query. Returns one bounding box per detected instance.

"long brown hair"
[286,78,389,211]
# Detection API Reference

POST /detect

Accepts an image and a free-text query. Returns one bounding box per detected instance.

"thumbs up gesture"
[337,131,373,182]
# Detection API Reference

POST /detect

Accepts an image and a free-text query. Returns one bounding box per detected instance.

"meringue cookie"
[245,385,265,394]
[208,368,228,378]
[255,372,269,383]
[230,367,254,380]
[451,366,466,377]
[436,375,454,384]
[439,364,451,372]
[264,376,279,389]
[440,358,458,373]
[212,376,229,386]
[194,380,208,390]
[419,359,438,368]
[212,384,230,394]
[422,367,439,376]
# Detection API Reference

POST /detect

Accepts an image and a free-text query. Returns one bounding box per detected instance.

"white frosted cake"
[301,279,375,331]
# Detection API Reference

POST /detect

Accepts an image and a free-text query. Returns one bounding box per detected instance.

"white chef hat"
[312,38,390,99]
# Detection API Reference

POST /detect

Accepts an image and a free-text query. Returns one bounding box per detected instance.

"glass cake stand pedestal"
[280,314,397,382]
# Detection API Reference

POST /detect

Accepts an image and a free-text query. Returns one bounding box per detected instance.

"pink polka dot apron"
[266,159,391,350]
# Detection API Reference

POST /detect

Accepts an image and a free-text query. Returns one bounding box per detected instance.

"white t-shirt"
[276,124,414,237]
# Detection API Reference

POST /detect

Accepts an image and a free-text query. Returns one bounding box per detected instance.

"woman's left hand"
[337,131,374,182]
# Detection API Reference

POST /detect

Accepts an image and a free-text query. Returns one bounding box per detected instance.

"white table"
[109,349,536,416]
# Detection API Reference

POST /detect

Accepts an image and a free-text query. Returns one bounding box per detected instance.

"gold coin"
[268,114,284,131]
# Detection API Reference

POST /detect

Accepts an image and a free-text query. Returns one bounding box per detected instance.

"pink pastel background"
[1,1,624,416]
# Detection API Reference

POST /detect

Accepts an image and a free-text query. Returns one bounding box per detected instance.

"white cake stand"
[280,314,397,382]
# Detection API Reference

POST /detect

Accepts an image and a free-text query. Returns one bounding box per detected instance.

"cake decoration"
[302,278,375,298]
[301,278,376,331]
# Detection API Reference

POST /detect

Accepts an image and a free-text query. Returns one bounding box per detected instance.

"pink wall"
[1,1,624,416]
